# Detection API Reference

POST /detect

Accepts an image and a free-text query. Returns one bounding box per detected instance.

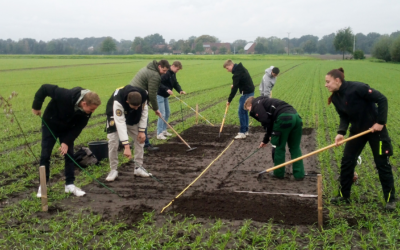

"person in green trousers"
[244,96,305,180]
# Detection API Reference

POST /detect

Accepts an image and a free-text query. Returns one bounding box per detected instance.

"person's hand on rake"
[259,142,268,148]
[370,123,384,133]
[32,109,41,116]
[167,89,173,95]
[59,143,68,156]
[180,91,186,95]
[154,110,162,117]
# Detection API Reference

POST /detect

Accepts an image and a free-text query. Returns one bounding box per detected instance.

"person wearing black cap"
[105,85,151,181]
[325,67,396,211]
[259,66,280,97]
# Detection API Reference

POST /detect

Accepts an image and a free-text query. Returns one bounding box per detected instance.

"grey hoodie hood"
[259,66,277,97]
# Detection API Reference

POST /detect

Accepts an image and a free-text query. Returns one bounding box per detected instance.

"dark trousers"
[270,113,305,179]
[40,124,75,185]
[144,116,151,147]
[339,127,395,202]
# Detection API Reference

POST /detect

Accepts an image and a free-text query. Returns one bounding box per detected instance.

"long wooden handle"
[263,129,373,173]
[158,114,191,148]
[219,105,229,133]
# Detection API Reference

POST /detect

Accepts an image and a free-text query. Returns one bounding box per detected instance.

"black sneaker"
[330,196,350,204]
[386,201,396,211]
[144,144,159,151]
[269,172,284,179]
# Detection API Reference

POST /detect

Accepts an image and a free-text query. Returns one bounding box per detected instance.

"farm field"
[0,55,400,249]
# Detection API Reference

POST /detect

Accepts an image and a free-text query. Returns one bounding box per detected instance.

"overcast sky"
[1,0,399,43]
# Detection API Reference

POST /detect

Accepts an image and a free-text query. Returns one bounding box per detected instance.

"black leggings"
[339,127,395,202]
[39,124,75,185]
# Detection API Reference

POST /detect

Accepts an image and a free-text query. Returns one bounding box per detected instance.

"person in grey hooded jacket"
[259,66,280,97]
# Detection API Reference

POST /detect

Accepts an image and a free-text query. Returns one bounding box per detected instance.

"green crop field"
[0,55,400,249]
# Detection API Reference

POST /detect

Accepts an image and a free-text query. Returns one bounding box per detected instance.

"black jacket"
[331,80,388,135]
[228,63,255,103]
[158,69,183,98]
[106,85,148,132]
[32,84,92,145]
[249,96,296,143]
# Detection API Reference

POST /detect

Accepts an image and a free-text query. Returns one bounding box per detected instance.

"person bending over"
[244,96,304,180]
[32,84,101,197]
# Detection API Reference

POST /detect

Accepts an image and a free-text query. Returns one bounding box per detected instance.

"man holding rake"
[223,59,255,139]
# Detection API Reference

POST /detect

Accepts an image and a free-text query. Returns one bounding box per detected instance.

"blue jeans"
[238,92,254,133]
[157,95,171,135]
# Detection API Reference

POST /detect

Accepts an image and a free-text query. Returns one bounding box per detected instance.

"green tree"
[101,37,116,54]
[219,47,227,54]
[195,35,219,44]
[303,40,317,54]
[390,36,400,62]
[353,50,365,59]
[254,43,265,54]
[372,35,392,61]
[195,42,204,53]
[143,33,165,46]
[211,46,218,54]
[317,43,327,55]
[334,27,354,59]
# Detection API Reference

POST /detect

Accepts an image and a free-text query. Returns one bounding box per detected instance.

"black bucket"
[88,141,108,162]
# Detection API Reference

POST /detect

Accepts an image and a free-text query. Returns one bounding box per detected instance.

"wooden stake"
[317,174,323,231]
[39,166,48,212]
[196,104,198,125]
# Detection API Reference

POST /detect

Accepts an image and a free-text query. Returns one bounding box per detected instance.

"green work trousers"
[270,113,305,179]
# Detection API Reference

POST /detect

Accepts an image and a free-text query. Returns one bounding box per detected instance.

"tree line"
[0,29,399,61]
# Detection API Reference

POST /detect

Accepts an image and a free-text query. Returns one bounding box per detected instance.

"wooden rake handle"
[260,129,373,174]
[158,114,191,148]
[219,104,230,133]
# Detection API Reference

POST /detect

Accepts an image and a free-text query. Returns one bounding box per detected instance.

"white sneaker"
[234,133,246,139]
[134,167,152,177]
[245,132,249,136]
[105,170,118,182]
[65,184,86,197]
[37,185,42,198]
[157,133,167,140]
[163,130,173,137]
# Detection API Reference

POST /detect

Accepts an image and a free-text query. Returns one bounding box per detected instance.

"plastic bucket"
[88,141,109,162]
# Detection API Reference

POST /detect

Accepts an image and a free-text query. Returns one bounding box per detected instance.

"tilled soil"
[55,124,323,225]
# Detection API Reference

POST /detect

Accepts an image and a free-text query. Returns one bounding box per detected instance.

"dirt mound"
[54,124,322,225]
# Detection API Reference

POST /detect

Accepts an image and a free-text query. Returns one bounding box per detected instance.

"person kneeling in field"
[156,61,186,140]
[32,84,101,197]
[244,96,305,180]
[105,85,151,181]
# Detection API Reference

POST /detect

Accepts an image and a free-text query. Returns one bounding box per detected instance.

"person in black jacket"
[244,96,305,180]
[223,60,255,139]
[32,84,101,197]
[105,85,151,181]
[326,67,396,211]
[156,61,186,140]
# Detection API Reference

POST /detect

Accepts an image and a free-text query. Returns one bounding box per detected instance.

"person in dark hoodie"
[32,84,101,197]
[105,85,150,181]
[325,67,396,211]
[223,59,255,139]
[244,96,305,180]
[156,61,186,140]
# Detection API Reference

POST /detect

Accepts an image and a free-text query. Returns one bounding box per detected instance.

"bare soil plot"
[42,124,325,227]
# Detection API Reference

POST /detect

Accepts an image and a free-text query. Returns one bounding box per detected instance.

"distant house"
[172,50,182,55]
[87,46,94,52]
[203,43,231,54]
[244,43,256,54]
